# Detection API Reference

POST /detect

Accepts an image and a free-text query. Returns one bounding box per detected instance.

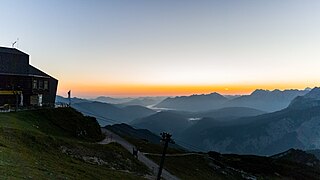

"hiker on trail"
[132,147,138,158]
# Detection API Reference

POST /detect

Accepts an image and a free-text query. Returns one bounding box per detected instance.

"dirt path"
[99,128,180,180]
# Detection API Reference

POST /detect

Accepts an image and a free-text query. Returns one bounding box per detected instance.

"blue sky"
[1,0,320,97]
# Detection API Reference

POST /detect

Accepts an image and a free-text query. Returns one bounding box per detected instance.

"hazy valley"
[56,87,320,156]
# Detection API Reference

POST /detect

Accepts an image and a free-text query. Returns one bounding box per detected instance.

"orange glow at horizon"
[57,82,318,98]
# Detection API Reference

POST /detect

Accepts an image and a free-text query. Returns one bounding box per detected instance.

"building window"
[33,80,37,89]
[44,80,48,90]
[39,80,44,89]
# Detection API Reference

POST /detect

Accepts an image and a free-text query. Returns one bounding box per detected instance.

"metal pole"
[157,133,172,180]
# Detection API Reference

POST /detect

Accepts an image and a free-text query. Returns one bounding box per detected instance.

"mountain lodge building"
[0,47,58,108]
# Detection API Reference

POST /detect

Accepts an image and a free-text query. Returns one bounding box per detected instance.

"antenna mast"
[12,38,19,48]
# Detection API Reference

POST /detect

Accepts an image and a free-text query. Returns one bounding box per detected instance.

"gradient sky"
[1,0,320,97]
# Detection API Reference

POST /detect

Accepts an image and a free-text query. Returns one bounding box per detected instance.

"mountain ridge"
[155,92,229,112]
[155,88,310,112]
[178,88,320,155]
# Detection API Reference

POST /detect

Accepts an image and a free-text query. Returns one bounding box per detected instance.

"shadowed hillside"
[194,107,266,120]
[131,111,192,136]
[0,108,149,179]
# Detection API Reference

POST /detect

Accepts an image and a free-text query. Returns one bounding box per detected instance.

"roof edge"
[0,46,29,56]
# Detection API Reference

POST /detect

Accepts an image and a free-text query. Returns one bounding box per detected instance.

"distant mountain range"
[90,96,134,104]
[56,88,310,113]
[120,97,167,107]
[225,89,310,112]
[156,93,229,112]
[155,89,310,112]
[57,95,167,107]
[131,88,320,155]
[178,87,320,155]
[90,96,167,107]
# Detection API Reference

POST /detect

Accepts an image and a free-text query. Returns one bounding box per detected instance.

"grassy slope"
[147,154,228,180]
[0,108,149,179]
[146,151,320,180]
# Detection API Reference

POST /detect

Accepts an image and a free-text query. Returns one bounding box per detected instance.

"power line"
[76,108,158,141]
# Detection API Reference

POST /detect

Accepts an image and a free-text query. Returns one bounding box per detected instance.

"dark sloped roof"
[29,65,58,81]
[29,65,50,77]
[0,65,53,79]
[0,47,57,81]
[0,47,28,55]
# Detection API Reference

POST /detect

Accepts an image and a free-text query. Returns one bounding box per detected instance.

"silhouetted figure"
[67,90,71,106]
[132,147,138,158]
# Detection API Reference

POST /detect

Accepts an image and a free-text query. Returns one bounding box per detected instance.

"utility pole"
[157,132,174,180]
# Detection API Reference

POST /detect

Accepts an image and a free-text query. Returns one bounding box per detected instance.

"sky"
[0,0,320,98]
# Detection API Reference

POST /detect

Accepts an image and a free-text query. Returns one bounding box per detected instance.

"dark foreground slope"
[0,108,149,179]
[146,149,320,180]
[105,123,320,179]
